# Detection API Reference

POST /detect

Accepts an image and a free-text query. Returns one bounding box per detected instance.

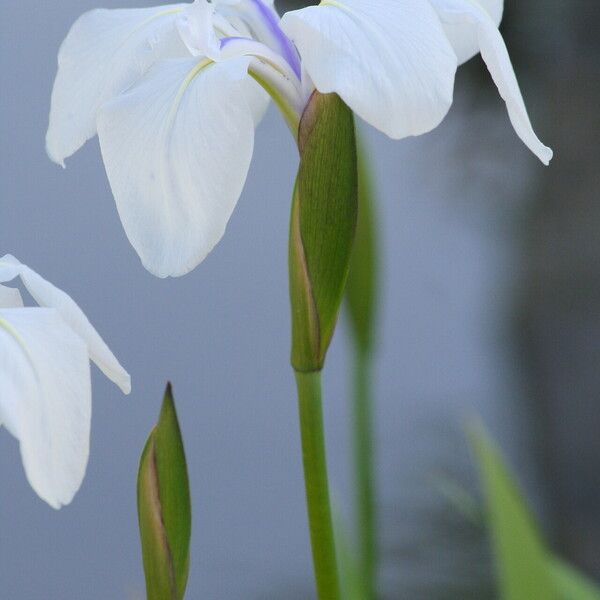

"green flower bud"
[138,384,191,600]
[289,91,358,372]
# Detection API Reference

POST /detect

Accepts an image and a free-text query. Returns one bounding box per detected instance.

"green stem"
[295,370,341,600]
[353,349,376,598]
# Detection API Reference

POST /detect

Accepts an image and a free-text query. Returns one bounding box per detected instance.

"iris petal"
[97,57,261,277]
[0,308,91,509]
[0,284,24,308]
[433,0,503,64]
[0,255,131,393]
[47,4,189,166]
[432,0,552,164]
[281,0,457,139]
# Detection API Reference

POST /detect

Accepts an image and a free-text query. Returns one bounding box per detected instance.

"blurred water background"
[0,1,598,598]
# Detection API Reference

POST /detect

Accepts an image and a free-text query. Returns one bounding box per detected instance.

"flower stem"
[353,348,376,598]
[295,370,341,600]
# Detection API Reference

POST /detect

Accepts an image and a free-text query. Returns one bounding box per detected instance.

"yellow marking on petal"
[168,58,214,124]
[135,7,185,31]
[110,7,185,59]
[151,7,184,18]
[250,69,299,135]
[320,0,353,13]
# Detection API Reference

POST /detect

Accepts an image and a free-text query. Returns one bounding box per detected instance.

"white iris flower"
[47,0,552,278]
[0,255,130,508]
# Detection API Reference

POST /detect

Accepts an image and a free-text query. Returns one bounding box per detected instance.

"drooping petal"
[0,308,91,508]
[281,0,458,139]
[432,0,552,164]
[97,57,259,278]
[46,4,189,166]
[0,255,130,394]
[431,0,503,64]
[0,284,23,308]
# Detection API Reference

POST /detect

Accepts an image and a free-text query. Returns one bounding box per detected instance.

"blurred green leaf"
[343,137,379,599]
[332,502,365,600]
[345,137,378,356]
[551,558,600,600]
[429,472,483,526]
[138,383,191,600]
[469,423,558,600]
[289,91,358,372]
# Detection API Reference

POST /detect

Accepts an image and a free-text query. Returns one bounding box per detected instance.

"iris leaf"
[551,558,600,600]
[469,424,557,600]
[332,502,365,600]
[345,135,378,356]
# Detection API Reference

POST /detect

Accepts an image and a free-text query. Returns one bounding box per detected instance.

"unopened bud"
[289,91,358,372]
[138,383,191,600]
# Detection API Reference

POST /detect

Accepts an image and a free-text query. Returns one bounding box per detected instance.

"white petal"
[0,259,21,282]
[431,0,503,64]
[97,57,258,278]
[178,0,302,80]
[433,0,552,164]
[244,72,272,127]
[281,0,457,139]
[177,2,277,121]
[177,0,222,59]
[0,255,130,394]
[0,308,91,508]
[47,4,189,166]
[0,284,23,308]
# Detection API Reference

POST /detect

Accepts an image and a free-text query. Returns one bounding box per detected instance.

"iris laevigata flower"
[47,0,552,278]
[0,255,130,508]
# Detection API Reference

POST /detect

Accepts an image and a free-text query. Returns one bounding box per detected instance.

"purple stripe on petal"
[220,36,248,48]
[249,0,302,79]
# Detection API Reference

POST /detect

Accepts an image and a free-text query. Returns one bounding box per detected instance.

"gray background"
[1,1,598,598]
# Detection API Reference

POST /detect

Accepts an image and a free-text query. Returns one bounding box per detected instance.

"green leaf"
[138,383,191,600]
[332,502,365,600]
[345,136,378,356]
[289,91,358,372]
[551,558,600,600]
[429,472,483,526]
[469,423,558,600]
